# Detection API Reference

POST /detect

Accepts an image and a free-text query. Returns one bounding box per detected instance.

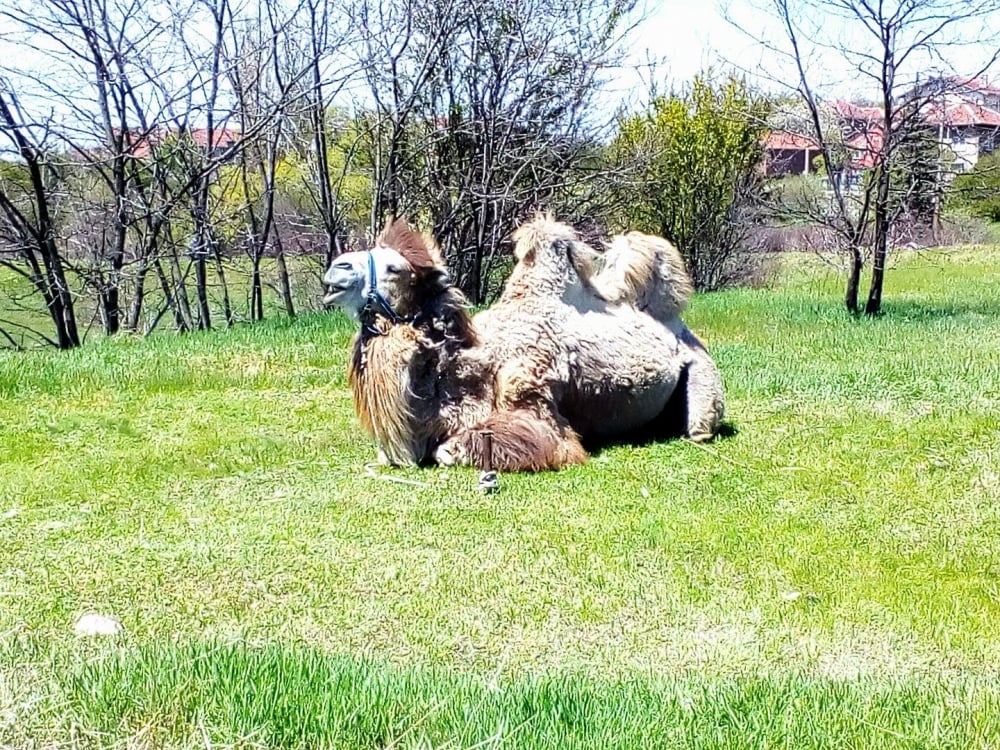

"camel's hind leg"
[678,329,725,442]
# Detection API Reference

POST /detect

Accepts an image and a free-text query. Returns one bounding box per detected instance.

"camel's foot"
[434,437,469,467]
[680,348,725,444]
[686,431,715,443]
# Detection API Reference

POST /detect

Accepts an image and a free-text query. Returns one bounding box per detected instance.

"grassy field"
[1,247,1000,747]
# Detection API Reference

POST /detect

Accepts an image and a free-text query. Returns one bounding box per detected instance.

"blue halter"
[361,251,415,336]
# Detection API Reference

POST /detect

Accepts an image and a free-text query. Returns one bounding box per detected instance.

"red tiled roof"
[924,100,1000,127]
[832,100,883,123]
[764,131,820,150]
[120,127,242,158]
[944,76,1000,96]
[187,128,241,148]
[764,128,881,171]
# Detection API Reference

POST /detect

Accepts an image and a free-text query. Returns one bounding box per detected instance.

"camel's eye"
[333,260,352,271]
[386,263,403,275]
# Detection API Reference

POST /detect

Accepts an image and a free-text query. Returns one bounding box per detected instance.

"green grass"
[8,639,1000,749]
[1,246,999,747]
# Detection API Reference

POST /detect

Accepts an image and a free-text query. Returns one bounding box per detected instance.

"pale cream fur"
[593,232,693,321]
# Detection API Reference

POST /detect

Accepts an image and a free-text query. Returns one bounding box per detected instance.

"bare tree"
[224,0,312,321]
[0,0,322,344]
[747,0,1000,315]
[0,89,80,348]
[1,0,651,344]
[355,0,637,302]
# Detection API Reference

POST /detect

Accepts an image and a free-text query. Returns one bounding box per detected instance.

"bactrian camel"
[321,215,725,472]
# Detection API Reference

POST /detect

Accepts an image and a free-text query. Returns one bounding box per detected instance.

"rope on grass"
[363,463,430,487]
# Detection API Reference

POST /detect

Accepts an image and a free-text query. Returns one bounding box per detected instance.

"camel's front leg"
[435,408,587,472]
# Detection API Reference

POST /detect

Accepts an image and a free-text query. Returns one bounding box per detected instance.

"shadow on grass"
[880,298,1000,322]
[585,419,738,456]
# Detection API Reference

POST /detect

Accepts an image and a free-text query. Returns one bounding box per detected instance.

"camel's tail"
[591,232,693,322]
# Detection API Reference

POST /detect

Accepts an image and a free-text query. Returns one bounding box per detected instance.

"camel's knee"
[438,410,586,472]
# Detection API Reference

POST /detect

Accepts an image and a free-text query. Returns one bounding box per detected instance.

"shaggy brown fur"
[379,217,445,271]
[350,323,423,464]
[346,220,480,465]
[463,409,587,472]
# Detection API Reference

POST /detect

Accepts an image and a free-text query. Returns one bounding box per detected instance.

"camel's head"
[322,219,448,322]
[322,245,417,320]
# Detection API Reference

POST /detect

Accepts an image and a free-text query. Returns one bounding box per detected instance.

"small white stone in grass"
[640,486,650,498]
[781,590,801,602]
[74,613,123,637]
[2,507,18,519]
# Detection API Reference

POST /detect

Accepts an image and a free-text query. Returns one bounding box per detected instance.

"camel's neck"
[416,286,477,347]
[349,326,429,465]
[348,287,479,465]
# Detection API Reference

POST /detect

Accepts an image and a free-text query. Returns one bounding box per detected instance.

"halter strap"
[361,250,416,336]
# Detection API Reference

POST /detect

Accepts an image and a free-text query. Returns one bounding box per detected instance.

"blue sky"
[607,0,820,109]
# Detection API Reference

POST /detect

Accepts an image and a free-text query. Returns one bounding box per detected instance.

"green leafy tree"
[610,74,771,290]
[949,152,1000,223]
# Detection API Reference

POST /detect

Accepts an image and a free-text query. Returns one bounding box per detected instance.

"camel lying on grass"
[322,215,724,472]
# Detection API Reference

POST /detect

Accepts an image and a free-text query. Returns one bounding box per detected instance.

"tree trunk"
[250,253,264,321]
[0,91,81,348]
[865,252,886,316]
[100,283,121,336]
[195,256,211,330]
[275,240,295,317]
[152,257,189,333]
[865,167,892,317]
[845,246,863,315]
[213,251,233,327]
[42,238,80,349]
[168,247,194,332]
[123,260,150,332]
